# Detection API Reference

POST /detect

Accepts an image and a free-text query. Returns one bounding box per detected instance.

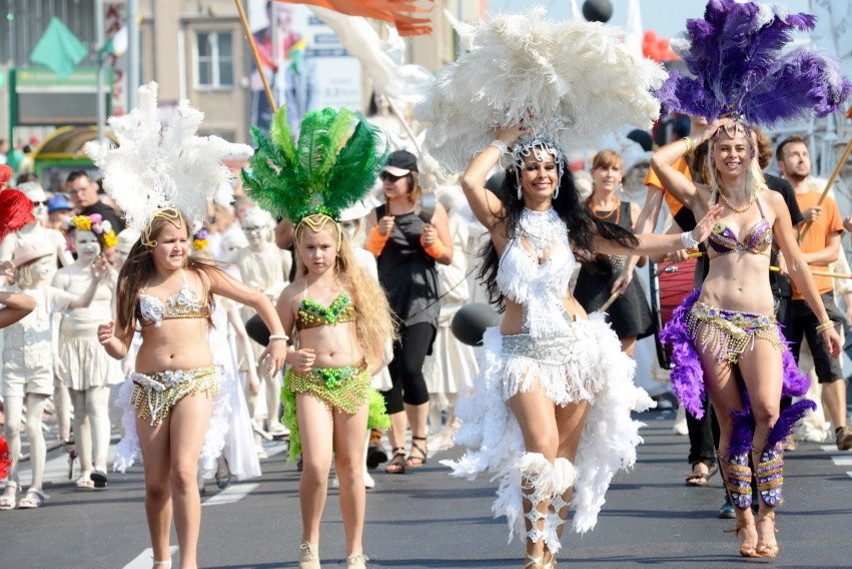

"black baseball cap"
[383,150,418,177]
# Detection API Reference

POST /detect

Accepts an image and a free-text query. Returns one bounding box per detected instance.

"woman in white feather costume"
[418,10,722,568]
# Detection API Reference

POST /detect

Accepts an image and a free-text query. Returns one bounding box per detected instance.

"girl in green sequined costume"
[277,214,394,569]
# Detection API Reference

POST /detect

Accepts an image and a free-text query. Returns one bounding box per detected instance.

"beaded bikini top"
[707,197,772,258]
[496,208,575,337]
[138,270,210,327]
[296,293,357,330]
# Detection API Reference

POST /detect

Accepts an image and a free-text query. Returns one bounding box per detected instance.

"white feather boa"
[443,315,654,547]
[84,82,253,230]
[416,7,666,175]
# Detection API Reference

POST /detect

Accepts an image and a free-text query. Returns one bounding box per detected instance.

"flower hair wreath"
[65,213,119,248]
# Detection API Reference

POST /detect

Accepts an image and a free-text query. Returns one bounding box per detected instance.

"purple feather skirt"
[660,290,816,446]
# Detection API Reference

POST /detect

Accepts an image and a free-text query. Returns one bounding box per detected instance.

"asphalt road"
[1,407,851,569]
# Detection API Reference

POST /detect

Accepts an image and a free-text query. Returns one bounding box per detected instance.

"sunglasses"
[380,172,407,183]
[32,200,48,207]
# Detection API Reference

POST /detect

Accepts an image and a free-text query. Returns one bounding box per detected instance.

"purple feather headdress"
[657,0,850,125]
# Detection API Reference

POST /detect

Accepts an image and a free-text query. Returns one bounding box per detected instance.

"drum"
[649,257,698,368]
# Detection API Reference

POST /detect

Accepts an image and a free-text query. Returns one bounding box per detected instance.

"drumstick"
[798,136,852,244]
[660,252,852,279]
[768,266,852,279]
[599,291,621,312]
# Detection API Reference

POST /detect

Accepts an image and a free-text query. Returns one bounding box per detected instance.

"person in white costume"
[230,207,292,443]
[451,123,721,568]
[0,241,108,510]
[52,214,122,489]
[423,189,478,448]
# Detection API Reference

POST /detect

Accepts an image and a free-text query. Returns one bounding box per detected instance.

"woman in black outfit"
[574,150,654,357]
[365,151,454,473]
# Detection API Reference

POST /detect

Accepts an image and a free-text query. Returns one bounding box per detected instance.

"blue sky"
[495,0,811,39]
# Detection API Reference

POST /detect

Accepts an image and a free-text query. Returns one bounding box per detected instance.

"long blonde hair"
[294,214,395,367]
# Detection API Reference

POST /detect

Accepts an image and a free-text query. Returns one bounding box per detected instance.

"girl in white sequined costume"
[450,124,722,568]
[98,210,290,569]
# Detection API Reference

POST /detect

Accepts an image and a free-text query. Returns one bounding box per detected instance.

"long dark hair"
[479,158,639,308]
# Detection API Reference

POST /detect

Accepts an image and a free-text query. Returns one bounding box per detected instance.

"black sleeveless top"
[574,201,654,339]
[375,205,440,328]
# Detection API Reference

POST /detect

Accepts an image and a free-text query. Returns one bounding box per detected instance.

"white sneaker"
[331,473,375,489]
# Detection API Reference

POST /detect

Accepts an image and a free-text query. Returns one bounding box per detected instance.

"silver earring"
[517,184,523,200]
[553,187,559,200]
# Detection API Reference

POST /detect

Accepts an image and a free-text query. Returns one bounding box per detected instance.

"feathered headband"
[656,0,851,125]
[0,190,35,242]
[416,7,667,175]
[84,82,253,236]
[241,106,387,226]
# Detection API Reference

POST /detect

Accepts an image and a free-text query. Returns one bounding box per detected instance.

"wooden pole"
[234,0,277,114]
[798,136,852,243]
[661,252,852,279]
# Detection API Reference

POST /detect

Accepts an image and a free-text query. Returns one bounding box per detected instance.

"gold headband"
[295,213,342,251]
[141,209,184,248]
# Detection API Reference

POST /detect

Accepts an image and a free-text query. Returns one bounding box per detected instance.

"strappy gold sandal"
[755,513,780,558]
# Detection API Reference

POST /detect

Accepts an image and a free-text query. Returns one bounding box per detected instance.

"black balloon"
[451,302,500,346]
[582,0,613,23]
[626,129,653,152]
[245,313,270,347]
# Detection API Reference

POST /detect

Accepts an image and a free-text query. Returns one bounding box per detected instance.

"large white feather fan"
[84,82,253,230]
[416,7,666,175]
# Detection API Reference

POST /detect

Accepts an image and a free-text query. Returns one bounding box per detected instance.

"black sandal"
[405,436,428,468]
[385,447,406,474]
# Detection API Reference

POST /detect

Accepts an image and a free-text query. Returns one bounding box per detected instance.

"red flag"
[272,0,434,36]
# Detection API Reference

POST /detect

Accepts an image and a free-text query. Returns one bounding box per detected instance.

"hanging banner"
[246,0,361,132]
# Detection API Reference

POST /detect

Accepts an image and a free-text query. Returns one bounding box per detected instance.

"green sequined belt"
[286,363,370,414]
[687,301,782,364]
[130,366,219,426]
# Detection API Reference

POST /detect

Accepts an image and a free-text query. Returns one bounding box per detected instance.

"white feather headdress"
[84,82,253,231]
[416,7,667,175]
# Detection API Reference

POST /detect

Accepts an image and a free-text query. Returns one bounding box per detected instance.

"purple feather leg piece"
[659,289,706,418]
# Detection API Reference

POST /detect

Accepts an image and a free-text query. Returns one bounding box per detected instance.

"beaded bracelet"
[815,320,834,333]
[490,139,509,154]
[268,334,289,341]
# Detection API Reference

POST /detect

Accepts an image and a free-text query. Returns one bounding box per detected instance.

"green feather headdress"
[242,106,387,224]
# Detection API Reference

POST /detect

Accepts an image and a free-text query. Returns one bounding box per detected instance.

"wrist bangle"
[489,139,509,154]
[680,230,700,249]
[815,320,834,333]
[682,137,695,154]
[268,334,288,341]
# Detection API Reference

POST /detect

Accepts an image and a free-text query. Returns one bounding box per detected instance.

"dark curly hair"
[479,158,639,309]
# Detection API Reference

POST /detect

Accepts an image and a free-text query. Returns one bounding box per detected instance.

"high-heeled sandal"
[384,447,406,474]
[726,520,760,558]
[755,513,780,558]
[405,436,428,468]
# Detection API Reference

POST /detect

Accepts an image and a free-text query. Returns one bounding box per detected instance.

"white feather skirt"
[112,365,233,475]
[443,313,654,546]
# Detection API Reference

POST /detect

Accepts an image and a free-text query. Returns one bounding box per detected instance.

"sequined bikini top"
[707,197,772,258]
[296,293,357,330]
[138,270,210,327]
[496,208,575,337]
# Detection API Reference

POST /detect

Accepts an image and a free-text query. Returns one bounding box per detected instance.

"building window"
[196,31,233,88]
